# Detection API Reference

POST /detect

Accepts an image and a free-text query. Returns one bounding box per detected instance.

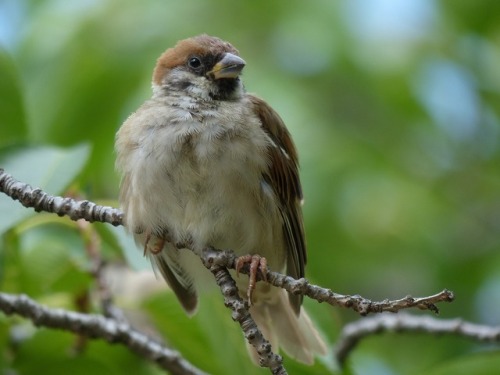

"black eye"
[188,57,202,69]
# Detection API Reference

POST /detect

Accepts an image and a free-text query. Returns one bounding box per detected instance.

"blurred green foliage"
[1,0,499,374]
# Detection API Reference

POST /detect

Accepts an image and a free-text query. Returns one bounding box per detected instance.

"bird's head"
[152,34,246,101]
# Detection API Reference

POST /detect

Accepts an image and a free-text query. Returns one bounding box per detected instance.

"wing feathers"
[249,94,306,315]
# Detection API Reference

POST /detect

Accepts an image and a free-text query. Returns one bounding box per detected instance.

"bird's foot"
[235,255,268,306]
[143,232,166,256]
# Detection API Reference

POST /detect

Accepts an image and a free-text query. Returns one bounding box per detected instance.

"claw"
[235,255,268,305]
[150,237,165,254]
[143,231,165,256]
[143,232,151,256]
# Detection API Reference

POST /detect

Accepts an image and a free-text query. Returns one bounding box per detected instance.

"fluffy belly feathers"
[119,108,286,271]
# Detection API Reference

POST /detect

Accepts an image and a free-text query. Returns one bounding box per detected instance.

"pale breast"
[116,96,286,269]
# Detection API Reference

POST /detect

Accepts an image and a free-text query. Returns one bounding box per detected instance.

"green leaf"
[0,48,27,145]
[0,143,91,193]
[17,224,92,296]
[12,328,154,375]
[423,352,500,375]
[93,221,125,258]
[107,225,150,270]
[0,143,91,234]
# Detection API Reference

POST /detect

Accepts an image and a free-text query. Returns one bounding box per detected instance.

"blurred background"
[1,0,499,374]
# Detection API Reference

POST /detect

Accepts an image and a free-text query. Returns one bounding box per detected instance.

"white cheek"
[186,85,210,101]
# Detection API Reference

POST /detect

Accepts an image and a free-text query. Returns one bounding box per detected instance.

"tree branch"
[0,167,456,373]
[0,168,122,226]
[201,247,454,315]
[203,257,286,374]
[0,168,455,316]
[334,313,500,366]
[0,292,207,375]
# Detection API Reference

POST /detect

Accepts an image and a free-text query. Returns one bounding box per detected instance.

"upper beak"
[207,53,246,80]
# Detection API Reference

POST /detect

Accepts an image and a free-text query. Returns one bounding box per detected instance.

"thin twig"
[201,247,454,315]
[75,217,126,322]
[334,313,500,366]
[0,292,207,375]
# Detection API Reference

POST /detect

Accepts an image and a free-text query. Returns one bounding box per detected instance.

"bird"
[115,34,327,364]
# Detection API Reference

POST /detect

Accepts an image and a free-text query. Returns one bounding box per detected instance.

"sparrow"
[115,34,326,364]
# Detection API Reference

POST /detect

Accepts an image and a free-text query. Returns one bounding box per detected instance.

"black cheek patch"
[209,78,240,100]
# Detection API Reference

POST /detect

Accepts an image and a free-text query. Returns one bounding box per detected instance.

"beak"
[207,53,246,80]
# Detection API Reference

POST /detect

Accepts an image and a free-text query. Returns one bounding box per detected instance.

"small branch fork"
[205,260,287,375]
[0,168,460,374]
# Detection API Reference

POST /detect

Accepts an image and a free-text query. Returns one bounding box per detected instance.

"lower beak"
[208,53,246,80]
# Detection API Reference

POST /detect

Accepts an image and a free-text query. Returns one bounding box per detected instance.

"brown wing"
[249,95,306,315]
[152,251,198,314]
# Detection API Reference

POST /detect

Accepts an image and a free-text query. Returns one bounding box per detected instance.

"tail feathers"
[247,290,327,365]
